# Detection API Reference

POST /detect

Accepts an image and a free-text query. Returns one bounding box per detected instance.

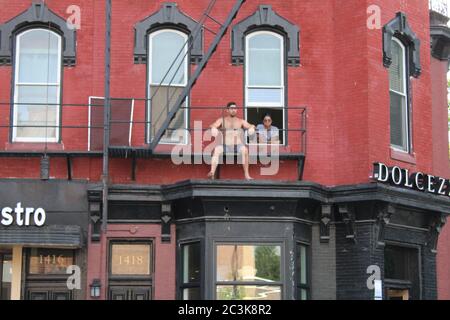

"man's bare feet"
[207,171,215,180]
[245,176,254,181]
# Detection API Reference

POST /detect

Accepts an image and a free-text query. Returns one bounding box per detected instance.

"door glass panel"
[183,287,201,300]
[109,287,152,300]
[53,292,71,300]
[111,244,152,276]
[1,254,12,300]
[387,289,410,300]
[183,243,201,284]
[217,285,281,300]
[29,291,48,300]
[28,249,74,275]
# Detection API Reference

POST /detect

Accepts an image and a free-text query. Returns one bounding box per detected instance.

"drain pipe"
[102,0,111,231]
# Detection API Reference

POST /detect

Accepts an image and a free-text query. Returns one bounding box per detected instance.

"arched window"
[389,37,409,152]
[13,28,62,142]
[245,31,285,144]
[148,29,188,144]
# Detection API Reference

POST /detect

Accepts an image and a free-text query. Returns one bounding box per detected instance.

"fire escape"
[106,0,307,182]
[0,0,307,182]
[0,0,307,235]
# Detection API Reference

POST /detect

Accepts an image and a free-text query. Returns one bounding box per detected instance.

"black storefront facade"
[0,180,89,300]
[94,173,450,300]
[0,177,447,300]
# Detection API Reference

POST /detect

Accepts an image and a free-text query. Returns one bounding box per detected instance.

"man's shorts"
[224,144,245,154]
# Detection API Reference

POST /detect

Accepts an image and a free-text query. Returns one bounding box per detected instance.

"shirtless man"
[208,102,256,180]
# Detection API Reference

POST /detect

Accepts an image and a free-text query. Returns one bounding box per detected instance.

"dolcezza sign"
[373,162,450,197]
[1,203,46,227]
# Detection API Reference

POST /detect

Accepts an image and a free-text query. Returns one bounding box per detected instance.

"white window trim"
[390,37,410,153]
[245,31,286,146]
[147,29,189,145]
[12,28,62,143]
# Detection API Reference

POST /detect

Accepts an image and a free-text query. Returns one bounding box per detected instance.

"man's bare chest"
[223,119,242,130]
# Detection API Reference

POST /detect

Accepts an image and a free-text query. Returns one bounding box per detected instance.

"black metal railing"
[0,100,307,156]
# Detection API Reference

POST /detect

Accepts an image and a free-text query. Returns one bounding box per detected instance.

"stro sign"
[1,203,46,227]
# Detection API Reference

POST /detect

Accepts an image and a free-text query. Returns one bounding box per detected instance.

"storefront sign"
[373,163,450,197]
[1,202,46,227]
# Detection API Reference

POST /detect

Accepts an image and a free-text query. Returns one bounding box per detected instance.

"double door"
[27,288,72,300]
[108,241,154,300]
[109,286,152,300]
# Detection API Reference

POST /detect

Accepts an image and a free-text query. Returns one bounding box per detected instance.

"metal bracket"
[427,214,447,253]
[339,204,356,242]
[320,204,333,243]
[89,200,102,242]
[375,203,395,248]
[161,202,173,243]
[40,155,50,180]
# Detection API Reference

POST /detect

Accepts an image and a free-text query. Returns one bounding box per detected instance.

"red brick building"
[0,0,449,300]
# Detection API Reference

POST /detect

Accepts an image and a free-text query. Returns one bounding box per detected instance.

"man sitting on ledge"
[208,102,256,180]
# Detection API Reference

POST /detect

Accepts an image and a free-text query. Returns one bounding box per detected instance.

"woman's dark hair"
[262,113,272,120]
[226,102,237,109]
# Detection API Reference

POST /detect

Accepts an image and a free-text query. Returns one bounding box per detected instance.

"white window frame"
[147,29,189,145]
[390,37,410,153]
[245,31,286,146]
[12,28,62,143]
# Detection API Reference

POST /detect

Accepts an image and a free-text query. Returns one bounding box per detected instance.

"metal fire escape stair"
[148,0,247,150]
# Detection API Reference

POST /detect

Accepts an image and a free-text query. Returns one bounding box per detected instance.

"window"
[245,31,285,145]
[28,249,74,275]
[181,242,201,300]
[296,244,310,300]
[110,243,152,276]
[383,13,421,155]
[389,37,410,152]
[13,28,62,142]
[215,244,282,300]
[148,29,188,145]
[0,252,12,300]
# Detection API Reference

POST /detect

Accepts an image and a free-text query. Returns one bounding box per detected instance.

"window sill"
[5,142,64,152]
[390,148,416,165]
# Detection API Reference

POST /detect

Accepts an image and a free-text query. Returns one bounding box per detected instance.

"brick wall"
[311,224,336,300]
[336,222,384,300]
[0,0,444,185]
